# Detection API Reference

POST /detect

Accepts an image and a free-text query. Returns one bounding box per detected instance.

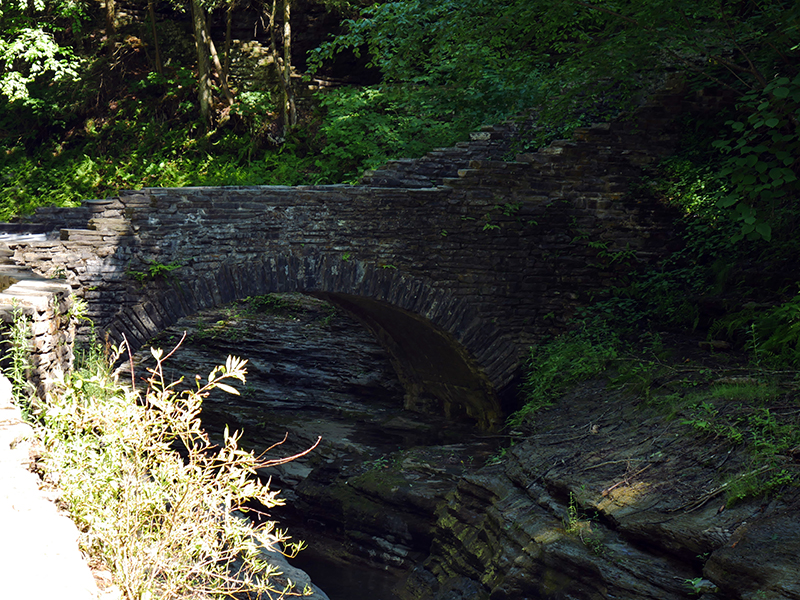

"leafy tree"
[311,0,799,236]
[715,75,800,242]
[262,0,296,139]
[310,0,547,123]
[183,0,293,132]
[190,0,215,127]
[0,0,90,105]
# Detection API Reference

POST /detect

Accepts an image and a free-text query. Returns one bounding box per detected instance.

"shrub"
[711,293,800,368]
[34,340,313,600]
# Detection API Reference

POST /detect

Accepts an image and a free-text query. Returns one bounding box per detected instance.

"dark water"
[290,546,403,600]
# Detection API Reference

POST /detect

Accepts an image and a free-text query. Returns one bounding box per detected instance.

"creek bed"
[289,545,403,600]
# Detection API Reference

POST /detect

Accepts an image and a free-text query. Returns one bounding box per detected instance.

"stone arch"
[104,254,508,429]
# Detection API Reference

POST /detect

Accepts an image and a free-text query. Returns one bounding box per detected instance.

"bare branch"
[719,6,767,87]
[261,431,289,454]
[162,330,188,363]
[257,436,322,468]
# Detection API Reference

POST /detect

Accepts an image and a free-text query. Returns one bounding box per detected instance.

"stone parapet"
[0,83,725,425]
[0,251,74,396]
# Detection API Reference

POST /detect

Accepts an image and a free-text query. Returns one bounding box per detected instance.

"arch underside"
[101,256,510,430]
[313,292,501,429]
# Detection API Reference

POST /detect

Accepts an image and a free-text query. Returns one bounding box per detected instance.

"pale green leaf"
[215,382,240,395]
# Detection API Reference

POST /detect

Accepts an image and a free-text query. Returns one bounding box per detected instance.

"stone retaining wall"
[0,81,735,422]
[0,251,74,396]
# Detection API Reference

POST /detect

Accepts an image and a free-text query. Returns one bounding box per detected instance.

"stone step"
[60,228,128,242]
[88,218,133,233]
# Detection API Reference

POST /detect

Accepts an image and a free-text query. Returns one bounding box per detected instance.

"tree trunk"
[105,0,117,37]
[267,0,286,138]
[283,0,296,128]
[147,0,163,74]
[191,0,214,129]
[202,12,234,105]
[224,0,236,93]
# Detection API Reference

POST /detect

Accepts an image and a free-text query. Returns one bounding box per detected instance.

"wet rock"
[400,380,797,600]
[139,299,800,600]
[704,504,800,599]
[259,547,332,600]
[291,442,495,570]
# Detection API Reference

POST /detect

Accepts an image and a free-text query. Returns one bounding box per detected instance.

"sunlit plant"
[34,337,319,599]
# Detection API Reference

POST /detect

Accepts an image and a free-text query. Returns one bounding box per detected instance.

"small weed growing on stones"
[2,300,34,409]
[127,260,181,284]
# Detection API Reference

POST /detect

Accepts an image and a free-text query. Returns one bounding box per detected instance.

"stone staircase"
[359,119,531,188]
[358,75,731,193]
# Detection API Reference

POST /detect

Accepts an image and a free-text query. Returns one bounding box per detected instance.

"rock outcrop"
[139,296,800,600]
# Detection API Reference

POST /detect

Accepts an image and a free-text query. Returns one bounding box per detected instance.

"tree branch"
[719,6,767,88]
[256,435,322,467]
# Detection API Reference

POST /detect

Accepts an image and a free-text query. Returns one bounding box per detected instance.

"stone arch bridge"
[0,111,684,429]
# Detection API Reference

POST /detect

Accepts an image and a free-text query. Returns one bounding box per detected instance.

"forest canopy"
[0,0,797,237]
[314,0,799,241]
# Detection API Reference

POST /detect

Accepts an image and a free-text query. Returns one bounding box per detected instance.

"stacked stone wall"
[1,141,676,413]
[359,119,532,188]
[0,259,74,395]
[0,81,730,416]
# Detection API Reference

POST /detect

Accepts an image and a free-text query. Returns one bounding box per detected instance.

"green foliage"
[309,0,800,240]
[36,342,309,599]
[509,331,618,427]
[230,89,275,151]
[0,106,329,218]
[310,0,546,119]
[128,261,182,284]
[364,455,392,470]
[318,303,338,328]
[313,0,800,154]
[577,146,750,333]
[485,446,509,466]
[563,493,606,556]
[309,0,556,166]
[684,578,719,596]
[610,351,668,402]
[2,301,34,407]
[314,85,478,182]
[714,76,800,242]
[0,0,90,103]
[708,381,783,405]
[243,293,303,318]
[711,294,800,368]
[679,385,800,506]
[725,466,795,508]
